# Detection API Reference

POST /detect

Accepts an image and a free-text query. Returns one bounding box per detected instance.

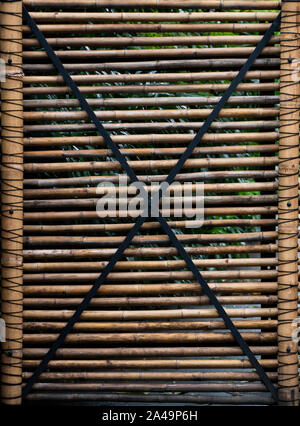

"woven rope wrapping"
[277,3,300,406]
[0,0,23,405]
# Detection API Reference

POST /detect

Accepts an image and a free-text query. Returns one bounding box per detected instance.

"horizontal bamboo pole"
[21,95,279,109]
[23,219,278,233]
[22,308,279,321]
[22,132,278,148]
[24,393,275,405]
[24,207,209,220]
[21,108,279,122]
[22,59,281,72]
[28,196,274,212]
[33,200,252,216]
[23,207,278,222]
[22,244,278,259]
[22,283,280,296]
[23,174,277,190]
[23,331,277,345]
[22,295,279,307]
[23,196,278,211]
[23,120,279,133]
[23,320,278,333]
[22,370,278,382]
[28,12,279,22]
[23,46,280,60]
[23,147,279,163]
[23,193,278,206]
[22,358,281,370]
[23,282,280,297]
[24,192,278,204]
[23,231,278,246]
[22,258,281,273]
[24,170,278,188]
[23,70,280,84]
[28,383,276,393]
[24,156,278,173]
[22,35,280,48]
[23,82,280,95]
[23,180,278,195]
[23,346,279,359]
[23,182,278,200]
[22,269,282,283]
[22,0,281,10]
[22,23,273,34]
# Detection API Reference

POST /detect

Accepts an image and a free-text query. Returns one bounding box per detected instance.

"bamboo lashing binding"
[0,0,23,405]
[1,0,299,406]
[277,0,300,406]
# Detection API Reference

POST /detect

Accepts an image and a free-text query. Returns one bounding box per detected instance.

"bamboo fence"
[0,0,299,407]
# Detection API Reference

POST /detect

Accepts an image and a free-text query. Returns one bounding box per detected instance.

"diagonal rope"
[22,6,280,402]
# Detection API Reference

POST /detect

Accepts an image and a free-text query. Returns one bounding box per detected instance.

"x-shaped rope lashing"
[22,6,281,402]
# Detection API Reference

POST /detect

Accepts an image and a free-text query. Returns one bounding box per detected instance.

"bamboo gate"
[0,0,300,406]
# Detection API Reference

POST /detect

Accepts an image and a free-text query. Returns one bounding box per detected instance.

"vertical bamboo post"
[0,0,23,405]
[277,0,300,406]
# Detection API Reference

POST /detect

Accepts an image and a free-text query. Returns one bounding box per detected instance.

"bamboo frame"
[277,1,300,406]
[3,0,298,407]
[0,0,23,406]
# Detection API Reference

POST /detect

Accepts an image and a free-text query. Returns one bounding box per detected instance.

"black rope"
[21,6,281,403]
[164,12,282,188]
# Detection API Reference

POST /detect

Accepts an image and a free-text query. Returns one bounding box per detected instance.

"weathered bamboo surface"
[4,0,298,406]
[23,1,281,9]
[0,0,23,405]
[277,1,300,406]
